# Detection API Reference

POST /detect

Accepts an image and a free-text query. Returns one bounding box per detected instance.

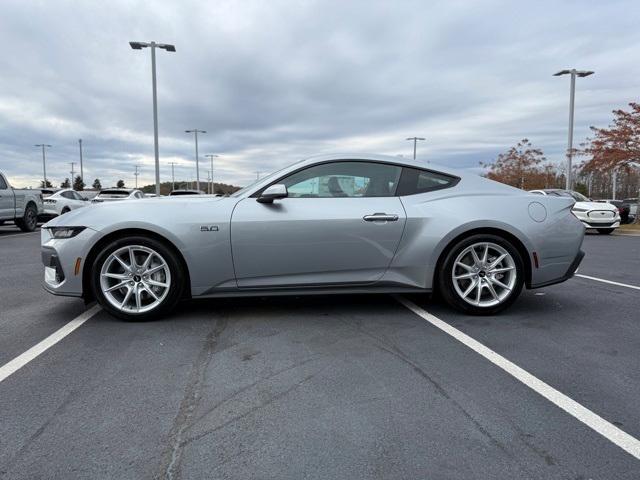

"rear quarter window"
[396,167,459,196]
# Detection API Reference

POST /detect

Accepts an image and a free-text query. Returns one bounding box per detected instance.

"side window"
[278,161,402,198]
[61,191,74,199]
[396,167,459,196]
[135,192,143,198]
[73,192,83,200]
[0,176,7,190]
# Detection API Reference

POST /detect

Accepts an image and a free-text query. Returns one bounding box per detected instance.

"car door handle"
[363,213,399,222]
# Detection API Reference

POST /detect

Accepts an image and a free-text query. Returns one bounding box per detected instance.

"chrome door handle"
[363,213,399,222]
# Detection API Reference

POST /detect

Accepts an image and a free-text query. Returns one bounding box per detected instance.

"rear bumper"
[530,250,585,289]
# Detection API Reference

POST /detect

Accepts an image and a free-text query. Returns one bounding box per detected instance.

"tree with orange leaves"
[481,139,553,190]
[582,102,640,222]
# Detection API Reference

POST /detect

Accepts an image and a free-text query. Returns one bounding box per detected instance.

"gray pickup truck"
[0,172,44,231]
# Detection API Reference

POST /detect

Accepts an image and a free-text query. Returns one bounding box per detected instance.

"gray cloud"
[0,0,638,188]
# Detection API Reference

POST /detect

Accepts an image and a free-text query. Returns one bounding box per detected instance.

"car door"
[71,191,86,208]
[0,175,14,219]
[231,161,407,288]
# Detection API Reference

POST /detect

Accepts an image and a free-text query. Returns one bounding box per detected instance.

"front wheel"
[92,236,185,321]
[437,234,524,315]
[597,228,614,235]
[15,203,38,232]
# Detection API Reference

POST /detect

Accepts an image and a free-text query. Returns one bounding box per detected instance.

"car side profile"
[41,188,89,219]
[41,154,585,320]
[0,171,43,231]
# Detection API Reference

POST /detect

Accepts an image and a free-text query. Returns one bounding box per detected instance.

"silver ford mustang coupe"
[41,154,585,320]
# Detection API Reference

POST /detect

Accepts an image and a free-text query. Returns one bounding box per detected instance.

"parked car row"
[529,189,639,234]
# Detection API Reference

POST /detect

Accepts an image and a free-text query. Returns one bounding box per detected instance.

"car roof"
[296,153,461,177]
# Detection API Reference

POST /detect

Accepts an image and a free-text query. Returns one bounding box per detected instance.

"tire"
[91,235,185,321]
[437,234,525,315]
[15,203,38,232]
[61,207,71,214]
[597,228,614,235]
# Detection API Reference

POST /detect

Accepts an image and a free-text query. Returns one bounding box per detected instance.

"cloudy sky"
[0,0,638,189]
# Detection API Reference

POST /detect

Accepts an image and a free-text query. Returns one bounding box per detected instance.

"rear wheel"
[61,207,71,214]
[15,203,38,232]
[597,228,614,235]
[92,236,185,321]
[438,234,524,315]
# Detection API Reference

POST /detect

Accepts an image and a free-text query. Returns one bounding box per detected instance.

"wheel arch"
[24,200,38,213]
[432,227,533,290]
[82,228,192,303]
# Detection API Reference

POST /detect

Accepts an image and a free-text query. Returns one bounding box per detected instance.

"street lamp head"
[129,41,148,50]
[553,69,594,78]
[158,44,176,52]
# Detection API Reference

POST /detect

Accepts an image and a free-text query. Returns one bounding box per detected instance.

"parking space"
[1,234,639,479]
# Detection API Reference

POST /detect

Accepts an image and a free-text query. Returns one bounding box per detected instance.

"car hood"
[573,201,617,211]
[45,195,232,230]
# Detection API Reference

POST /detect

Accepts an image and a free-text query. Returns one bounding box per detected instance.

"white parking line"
[575,274,640,291]
[0,304,101,384]
[396,296,640,460]
[0,230,40,240]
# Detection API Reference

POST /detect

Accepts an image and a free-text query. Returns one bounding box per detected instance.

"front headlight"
[572,207,588,212]
[45,226,86,239]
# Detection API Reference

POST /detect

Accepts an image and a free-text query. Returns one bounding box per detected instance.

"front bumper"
[573,211,620,229]
[579,220,620,229]
[41,226,101,297]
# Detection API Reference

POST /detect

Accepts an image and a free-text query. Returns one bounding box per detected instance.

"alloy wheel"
[99,245,171,313]
[451,242,517,308]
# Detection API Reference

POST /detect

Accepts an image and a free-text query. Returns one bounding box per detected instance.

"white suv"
[42,188,89,219]
[530,189,621,234]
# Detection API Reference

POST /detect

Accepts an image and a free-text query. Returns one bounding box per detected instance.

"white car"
[41,188,89,219]
[91,188,145,203]
[530,189,620,234]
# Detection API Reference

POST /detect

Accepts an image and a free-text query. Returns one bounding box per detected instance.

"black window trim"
[250,159,460,199]
[395,166,461,196]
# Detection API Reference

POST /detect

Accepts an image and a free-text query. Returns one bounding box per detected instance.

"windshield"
[230,159,308,197]
[564,191,589,202]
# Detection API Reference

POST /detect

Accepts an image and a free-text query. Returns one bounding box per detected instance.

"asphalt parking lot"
[0,226,639,479]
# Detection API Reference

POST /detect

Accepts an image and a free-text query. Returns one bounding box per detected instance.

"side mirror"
[257,184,288,203]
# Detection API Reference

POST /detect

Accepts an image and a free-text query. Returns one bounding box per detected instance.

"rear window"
[0,176,7,189]
[396,167,459,196]
[97,190,130,198]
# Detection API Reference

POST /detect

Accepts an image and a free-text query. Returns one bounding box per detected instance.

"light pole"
[185,129,206,191]
[169,162,178,192]
[129,41,176,195]
[70,162,76,188]
[553,69,594,190]
[78,139,84,183]
[205,154,219,194]
[134,165,140,189]
[34,144,52,187]
[255,171,262,180]
[406,137,425,160]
